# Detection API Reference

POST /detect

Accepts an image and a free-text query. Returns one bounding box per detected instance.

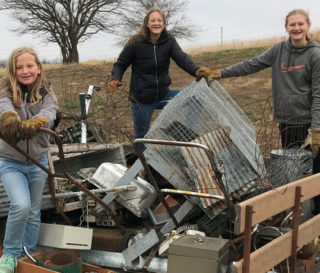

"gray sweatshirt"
[0,87,59,162]
[221,39,320,127]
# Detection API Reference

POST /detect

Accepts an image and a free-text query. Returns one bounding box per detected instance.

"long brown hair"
[285,9,311,41]
[128,8,167,45]
[1,47,51,107]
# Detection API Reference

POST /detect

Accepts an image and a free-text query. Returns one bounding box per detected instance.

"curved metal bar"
[2,128,121,227]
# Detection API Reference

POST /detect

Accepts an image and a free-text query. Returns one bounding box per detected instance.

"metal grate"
[145,79,266,211]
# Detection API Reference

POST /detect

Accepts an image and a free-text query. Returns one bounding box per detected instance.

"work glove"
[301,128,320,158]
[20,117,47,140]
[107,80,121,93]
[0,111,21,145]
[195,67,221,84]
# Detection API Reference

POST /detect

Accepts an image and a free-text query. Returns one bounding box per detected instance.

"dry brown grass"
[187,36,287,56]
[311,29,320,41]
[0,68,5,77]
[187,29,320,56]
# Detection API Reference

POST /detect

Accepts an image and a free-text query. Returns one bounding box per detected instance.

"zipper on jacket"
[153,45,159,101]
[23,92,29,159]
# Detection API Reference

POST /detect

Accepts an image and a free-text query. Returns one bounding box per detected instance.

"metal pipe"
[41,185,137,200]
[290,186,302,273]
[79,249,167,273]
[133,139,179,228]
[161,188,225,200]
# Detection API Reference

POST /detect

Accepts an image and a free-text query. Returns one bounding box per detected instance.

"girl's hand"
[301,128,320,158]
[20,117,47,140]
[195,67,221,84]
[107,80,121,93]
[0,111,21,145]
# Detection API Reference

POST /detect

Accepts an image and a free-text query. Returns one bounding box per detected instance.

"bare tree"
[0,0,123,63]
[113,0,199,45]
[0,0,198,63]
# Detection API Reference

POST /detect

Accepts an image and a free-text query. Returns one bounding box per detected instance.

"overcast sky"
[0,0,319,62]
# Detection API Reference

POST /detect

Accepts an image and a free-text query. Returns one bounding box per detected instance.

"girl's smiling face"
[16,52,40,89]
[147,11,165,36]
[286,14,310,46]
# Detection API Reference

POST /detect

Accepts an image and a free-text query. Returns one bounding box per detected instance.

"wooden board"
[234,173,320,235]
[231,214,320,273]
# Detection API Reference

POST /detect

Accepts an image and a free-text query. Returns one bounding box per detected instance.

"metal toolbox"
[167,235,230,273]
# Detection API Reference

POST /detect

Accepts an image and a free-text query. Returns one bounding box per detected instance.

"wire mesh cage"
[144,79,267,213]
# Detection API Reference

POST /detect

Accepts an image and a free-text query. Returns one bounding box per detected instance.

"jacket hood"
[284,39,320,67]
[157,28,170,43]
[285,39,320,53]
[144,28,170,44]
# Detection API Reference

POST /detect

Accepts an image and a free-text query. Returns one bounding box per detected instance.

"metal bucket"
[269,148,312,187]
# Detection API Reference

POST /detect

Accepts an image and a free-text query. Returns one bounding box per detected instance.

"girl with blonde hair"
[197,9,320,213]
[0,47,58,273]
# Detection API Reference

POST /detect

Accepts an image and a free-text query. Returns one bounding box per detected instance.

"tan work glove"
[0,111,21,145]
[301,128,320,158]
[20,117,47,140]
[195,67,221,84]
[107,80,121,93]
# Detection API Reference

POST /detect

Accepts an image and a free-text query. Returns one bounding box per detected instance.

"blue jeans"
[0,156,48,257]
[131,89,180,139]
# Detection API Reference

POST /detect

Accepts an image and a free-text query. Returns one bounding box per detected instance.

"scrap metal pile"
[20,80,314,273]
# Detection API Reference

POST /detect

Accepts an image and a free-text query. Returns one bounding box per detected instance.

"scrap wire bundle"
[145,79,266,212]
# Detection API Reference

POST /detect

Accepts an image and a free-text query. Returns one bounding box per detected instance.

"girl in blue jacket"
[108,8,209,140]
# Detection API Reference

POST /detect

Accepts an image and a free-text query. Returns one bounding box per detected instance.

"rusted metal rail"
[3,127,121,227]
